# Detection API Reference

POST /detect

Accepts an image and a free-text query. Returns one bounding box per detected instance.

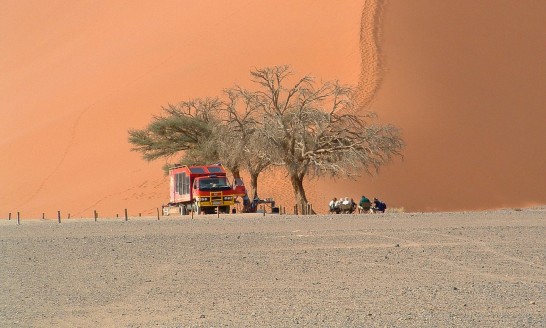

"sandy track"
[1,209,545,327]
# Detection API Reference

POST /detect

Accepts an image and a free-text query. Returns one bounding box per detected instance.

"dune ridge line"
[357,0,385,110]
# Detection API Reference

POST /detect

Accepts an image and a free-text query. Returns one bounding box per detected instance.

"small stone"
[395,244,400,247]
[199,314,205,319]
[530,301,536,305]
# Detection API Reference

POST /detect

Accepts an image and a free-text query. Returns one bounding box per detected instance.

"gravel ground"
[1,209,545,327]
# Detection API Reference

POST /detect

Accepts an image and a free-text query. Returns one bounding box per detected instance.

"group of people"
[328,195,387,214]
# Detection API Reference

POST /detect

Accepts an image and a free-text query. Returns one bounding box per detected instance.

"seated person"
[350,198,357,213]
[358,195,371,213]
[340,197,353,213]
[372,198,387,213]
[335,197,343,209]
[328,197,339,213]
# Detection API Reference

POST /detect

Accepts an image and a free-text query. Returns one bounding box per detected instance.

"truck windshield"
[198,177,230,190]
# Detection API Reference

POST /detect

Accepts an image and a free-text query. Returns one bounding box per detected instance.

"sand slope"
[1,1,546,217]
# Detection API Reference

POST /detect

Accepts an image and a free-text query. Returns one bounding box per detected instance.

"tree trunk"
[250,172,259,200]
[290,173,314,214]
[231,168,241,180]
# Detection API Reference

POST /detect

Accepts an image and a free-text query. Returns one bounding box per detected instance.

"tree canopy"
[128,65,404,210]
[247,66,403,209]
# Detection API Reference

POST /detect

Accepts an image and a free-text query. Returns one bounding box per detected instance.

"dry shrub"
[387,207,405,213]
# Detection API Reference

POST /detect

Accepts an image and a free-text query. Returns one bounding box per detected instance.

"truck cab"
[164,164,246,215]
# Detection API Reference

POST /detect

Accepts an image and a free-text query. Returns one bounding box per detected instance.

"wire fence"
[3,203,319,224]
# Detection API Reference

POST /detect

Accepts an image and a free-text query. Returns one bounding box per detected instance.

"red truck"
[162,164,246,215]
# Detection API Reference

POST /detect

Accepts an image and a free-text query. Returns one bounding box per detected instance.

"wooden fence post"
[42,213,45,220]
[17,212,20,225]
[124,209,128,221]
[8,212,11,220]
[57,211,61,223]
[217,206,220,218]
[156,208,160,220]
[94,210,97,222]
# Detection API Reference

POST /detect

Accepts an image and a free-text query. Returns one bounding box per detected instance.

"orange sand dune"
[1,1,545,217]
[355,1,546,211]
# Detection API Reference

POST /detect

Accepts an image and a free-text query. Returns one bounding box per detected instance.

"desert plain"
[1,208,544,327]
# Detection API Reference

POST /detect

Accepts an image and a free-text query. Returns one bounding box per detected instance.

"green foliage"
[128,98,222,163]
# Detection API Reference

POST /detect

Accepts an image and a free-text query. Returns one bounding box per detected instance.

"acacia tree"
[221,87,272,199]
[250,66,404,212]
[129,66,403,213]
[128,97,222,164]
[128,92,272,198]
